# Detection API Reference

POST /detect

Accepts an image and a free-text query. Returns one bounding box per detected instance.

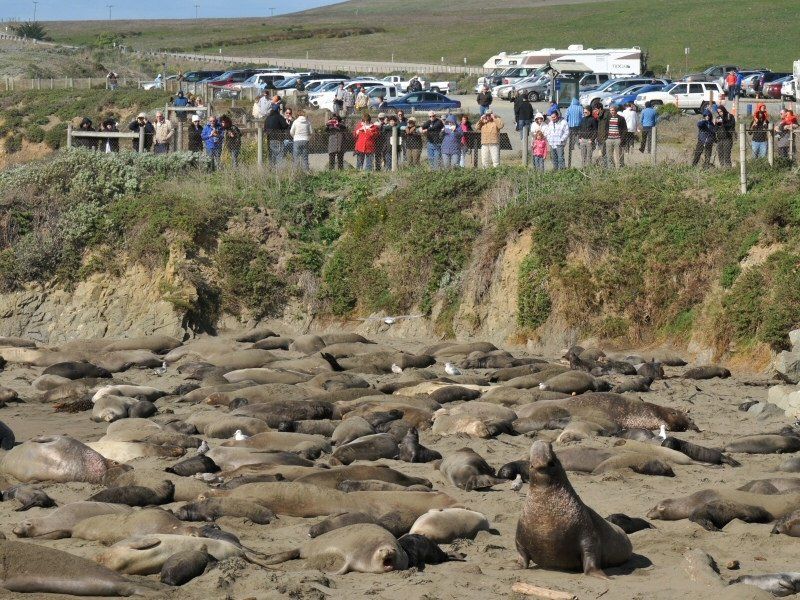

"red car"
[764,76,793,99]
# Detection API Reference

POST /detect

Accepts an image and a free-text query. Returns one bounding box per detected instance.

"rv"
[482,45,643,76]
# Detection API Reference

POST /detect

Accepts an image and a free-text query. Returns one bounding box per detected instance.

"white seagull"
[511,474,524,492]
[657,424,667,441]
[233,429,248,441]
[196,440,210,454]
[444,362,462,376]
[391,363,403,374]
[356,315,423,326]
[152,361,167,376]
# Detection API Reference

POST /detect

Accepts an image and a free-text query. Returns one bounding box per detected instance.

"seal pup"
[2,485,56,511]
[398,534,461,569]
[160,548,212,586]
[398,428,441,463]
[516,441,632,577]
[88,480,175,507]
[729,573,800,596]
[436,447,505,491]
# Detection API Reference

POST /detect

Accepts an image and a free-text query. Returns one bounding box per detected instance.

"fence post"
[391,126,398,172]
[521,126,529,167]
[651,125,658,166]
[738,122,747,195]
[66,124,72,149]
[138,128,145,153]
[768,128,774,166]
[257,123,264,170]
[175,122,182,152]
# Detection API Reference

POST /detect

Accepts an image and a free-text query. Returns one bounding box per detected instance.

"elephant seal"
[738,478,800,494]
[223,431,331,460]
[175,498,275,524]
[92,395,138,423]
[73,508,199,545]
[409,508,491,543]
[337,480,430,493]
[165,454,219,477]
[612,376,653,394]
[88,480,175,506]
[330,433,398,465]
[2,485,56,511]
[128,400,157,419]
[13,501,131,538]
[292,465,431,490]
[431,402,516,438]
[636,360,664,380]
[0,421,14,450]
[605,513,653,534]
[779,457,800,472]
[646,489,800,525]
[1,435,129,484]
[0,539,146,596]
[332,417,375,446]
[684,365,731,380]
[725,435,800,454]
[618,428,656,441]
[398,534,455,568]
[43,361,111,380]
[308,511,407,538]
[539,371,609,394]
[437,447,504,491]
[772,510,800,536]
[498,460,530,482]
[429,386,482,404]
[161,548,212,586]
[516,441,632,577]
[398,428,441,463]
[262,524,408,574]
[729,573,800,596]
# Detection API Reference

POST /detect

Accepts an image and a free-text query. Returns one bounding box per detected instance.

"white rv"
[482,45,643,76]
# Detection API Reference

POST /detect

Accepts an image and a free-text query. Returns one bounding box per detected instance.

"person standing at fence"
[441,115,462,169]
[775,109,798,160]
[343,87,355,116]
[566,97,583,151]
[714,105,735,168]
[100,118,119,153]
[152,112,174,154]
[639,101,657,153]
[725,69,738,102]
[187,114,203,153]
[326,114,347,170]
[476,109,504,168]
[594,101,610,166]
[73,117,98,150]
[577,106,597,167]
[542,110,569,170]
[201,115,224,168]
[375,113,390,171]
[458,114,472,167]
[257,89,272,120]
[128,113,154,152]
[621,103,638,153]
[514,90,534,141]
[220,115,242,168]
[355,86,369,112]
[396,110,408,164]
[265,108,289,166]
[602,105,627,168]
[173,91,189,124]
[333,82,347,116]
[477,85,492,117]
[290,110,312,172]
[531,130,548,172]
[691,110,716,167]
[404,118,423,166]
[353,113,379,171]
[751,109,769,158]
[422,111,444,169]
[106,71,118,90]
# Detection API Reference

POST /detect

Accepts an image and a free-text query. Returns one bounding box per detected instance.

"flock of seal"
[0,330,796,597]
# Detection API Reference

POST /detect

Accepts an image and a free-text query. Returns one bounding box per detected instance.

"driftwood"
[512,581,578,600]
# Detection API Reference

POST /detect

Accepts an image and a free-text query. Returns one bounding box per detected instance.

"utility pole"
[32,1,38,22]
[106,4,113,20]
[194,4,199,19]
[269,7,275,17]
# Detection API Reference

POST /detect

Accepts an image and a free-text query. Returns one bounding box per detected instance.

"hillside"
[43,0,800,72]
[0,151,798,367]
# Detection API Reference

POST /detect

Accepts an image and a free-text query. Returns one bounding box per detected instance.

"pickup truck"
[381,75,454,94]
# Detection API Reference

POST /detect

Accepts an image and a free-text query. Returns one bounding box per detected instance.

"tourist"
[187,114,204,153]
[594,101,609,165]
[264,108,289,166]
[514,89,534,140]
[621,102,638,153]
[714,105,735,168]
[201,115,224,168]
[152,111,174,154]
[353,113,379,171]
[257,89,272,120]
[73,117,97,150]
[220,114,242,168]
[750,109,769,159]
[577,106,597,167]
[106,71,118,90]
[325,114,347,170]
[375,113,390,171]
[639,101,657,153]
[354,86,369,112]
[775,108,798,160]
[476,109,504,168]
[343,86,355,116]
[566,97,583,151]
[404,117,423,166]
[542,110,569,170]
[100,118,119,153]
[531,130,548,172]
[333,82,346,115]
[602,105,627,168]
[407,76,423,92]
[442,115,462,168]
[289,109,313,172]
[173,91,189,123]
[691,110,716,167]
[725,69,738,101]
[421,110,444,169]
[458,114,472,167]
[477,85,493,116]
[128,112,154,152]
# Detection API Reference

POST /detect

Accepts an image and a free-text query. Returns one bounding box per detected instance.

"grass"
[41,0,800,72]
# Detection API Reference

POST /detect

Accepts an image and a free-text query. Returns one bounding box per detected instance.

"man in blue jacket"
[639,101,658,153]
[566,97,583,153]
[691,110,716,167]
[201,115,224,168]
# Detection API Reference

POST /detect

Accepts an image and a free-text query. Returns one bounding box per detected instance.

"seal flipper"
[464,475,505,491]
[581,537,609,579]
[320,353,344,372]
[259,548,301,565]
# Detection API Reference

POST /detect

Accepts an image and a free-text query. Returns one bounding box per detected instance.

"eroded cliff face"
[0,266,188,343]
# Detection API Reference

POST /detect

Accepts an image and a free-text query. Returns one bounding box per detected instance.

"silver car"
[503,75,551,102]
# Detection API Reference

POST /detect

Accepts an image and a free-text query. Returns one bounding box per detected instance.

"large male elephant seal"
[175,498,275,525]
[330,433,399,465]
[88,480,175,507]
[1,435,129,484]
[0,539,147,596]
[73,508,199,545]
[516,441,632,577]
[437,447,505,491]
[262,524,408,574]
[13,501,131,539]
[43,361,111,380]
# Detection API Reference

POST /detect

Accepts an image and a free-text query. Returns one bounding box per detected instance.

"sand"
[0,334,792,600]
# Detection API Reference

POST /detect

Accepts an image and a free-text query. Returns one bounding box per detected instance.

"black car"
[182,70,224,83]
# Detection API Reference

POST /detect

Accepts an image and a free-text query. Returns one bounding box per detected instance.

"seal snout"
[528,440,556,469]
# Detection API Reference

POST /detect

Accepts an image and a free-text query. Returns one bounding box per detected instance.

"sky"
[1,0,341,21]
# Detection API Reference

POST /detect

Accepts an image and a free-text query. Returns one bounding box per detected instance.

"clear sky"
[1,0,341,21]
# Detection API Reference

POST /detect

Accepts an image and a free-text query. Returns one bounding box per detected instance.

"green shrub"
[3,134,22,154]
[656,103,681,118]
[517,252,551,329]
[24,125,45,144]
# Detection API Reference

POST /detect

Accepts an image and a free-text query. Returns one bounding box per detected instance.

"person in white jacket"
[621,103,638,153]
[541,111,569,170]
[290,110,313,172]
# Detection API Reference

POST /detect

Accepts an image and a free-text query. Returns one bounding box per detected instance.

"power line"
[194,4,199,19]
[106,4,114,20]
[32,1,38,22]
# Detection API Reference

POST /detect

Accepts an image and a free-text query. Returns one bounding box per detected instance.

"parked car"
[745,71,792,97]
[309,79,386,112]
[384,91,461,112]
[182,70,224,83]
[579,77,668,106]
[781,77,797,101]
[495,74,541,101]
[207,69,261,88]
[217,71,297,98]
[683,64,740,84]
[634,81,722,112]
[602,83,669,108]
[763,75,793,99]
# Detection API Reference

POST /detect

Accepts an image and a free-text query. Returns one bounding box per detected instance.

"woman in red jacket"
[353,113,380,171]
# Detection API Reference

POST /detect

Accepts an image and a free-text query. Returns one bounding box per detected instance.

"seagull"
[444,362,462,376]
[657,424,667,441]
[233,430,248,441]
[196,440,210,455]
[152,361,167,376]
[356,315,423,326]
[511,474,524,492]
[391,363,403,374]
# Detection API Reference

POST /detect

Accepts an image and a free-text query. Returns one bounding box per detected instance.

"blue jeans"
[550,145,565,170]
[268,140,283,166]
[517,120,531,140]
[443,152,460,168]
[427,143,442,169]
[751,141,767,158]
[205,146,222,168]
[479,105,490,116]
[533,156,545,171]
[356,152,374,171]
[293,140,309,171]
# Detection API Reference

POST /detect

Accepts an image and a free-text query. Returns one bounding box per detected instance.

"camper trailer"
[482,45,643,76]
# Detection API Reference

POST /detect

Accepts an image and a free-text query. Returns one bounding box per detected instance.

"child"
[531,130,548,171]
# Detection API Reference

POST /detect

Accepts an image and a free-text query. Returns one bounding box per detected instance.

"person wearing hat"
[530,112,545,138]
[187,114,204,153]
[476,108,504,168]
[152,111,174,154]
[354,86,369,112]
[404,117,423,166]
[173,91,189,122]
[421,110,444,169]
[128,112,154,152]
[441,115,462,168]
[326,113,348,170]
[99,118,119,153]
